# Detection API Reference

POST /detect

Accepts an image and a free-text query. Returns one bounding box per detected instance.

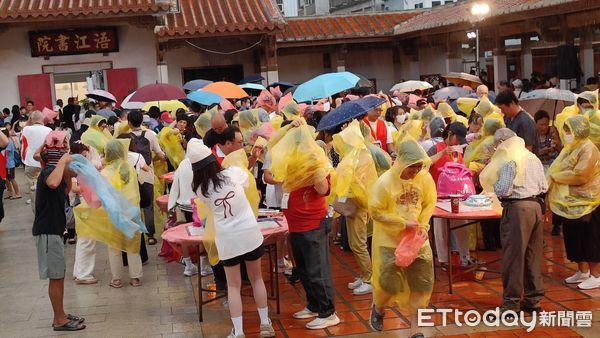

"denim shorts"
[35,234,66,279]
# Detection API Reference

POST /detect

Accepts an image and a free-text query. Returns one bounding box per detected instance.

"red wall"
[17,73,53,109]
[106,68,138,106]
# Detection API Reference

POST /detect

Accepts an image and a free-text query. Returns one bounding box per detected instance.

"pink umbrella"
[257,90,276,113]
[278,93,293,113]
[219,98,236,111]
[41,107,58,124]
[129,83,186,102]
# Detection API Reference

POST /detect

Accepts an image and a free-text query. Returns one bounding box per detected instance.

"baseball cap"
[161,112,174,124]
[448,122,467,145]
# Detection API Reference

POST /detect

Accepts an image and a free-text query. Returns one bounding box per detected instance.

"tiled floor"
[0,170,598,337]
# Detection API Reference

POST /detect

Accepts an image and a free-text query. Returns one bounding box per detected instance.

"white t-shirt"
[21,124,52,168]
[127,152,154,184]
[196,166,263,260]
[262,152,283,208]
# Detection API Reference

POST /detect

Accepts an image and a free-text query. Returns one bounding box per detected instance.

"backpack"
[130,131,152,165]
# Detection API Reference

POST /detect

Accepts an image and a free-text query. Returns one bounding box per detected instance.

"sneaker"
[259,321,276,338]
[26,199,31,205]
[305,314,340,330]
[287,268,299,284]
[369,305,384,331]
[578,275,600,290]
[347,278,363,290]
[353,282,373,295]
[460,257,479,268]
[200,265,213,277]
[565,271,590,284]
[293,308,318,319]
[226,329,245,338]
[183,263,198,277]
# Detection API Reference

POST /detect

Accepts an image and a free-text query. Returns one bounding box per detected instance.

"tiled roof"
[157,0,286,37]
[0,0,168,20]
[394,0,580,35]
[277,11,419,43]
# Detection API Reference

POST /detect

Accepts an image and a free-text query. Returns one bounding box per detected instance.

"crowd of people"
[6,73,599,337]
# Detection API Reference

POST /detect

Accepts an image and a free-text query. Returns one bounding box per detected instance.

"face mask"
[565,134,574,144]
[322,102,331,112]
[396,114,407,124]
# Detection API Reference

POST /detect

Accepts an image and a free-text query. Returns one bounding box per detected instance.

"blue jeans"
[290,218,335,318]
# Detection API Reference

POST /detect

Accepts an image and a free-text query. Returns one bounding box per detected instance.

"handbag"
[436,162,475,199]
[332,197,358,217]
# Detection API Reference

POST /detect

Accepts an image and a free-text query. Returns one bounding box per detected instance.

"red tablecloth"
[160,172,174,184]
[156,194,169,212]
[161,218,289,257]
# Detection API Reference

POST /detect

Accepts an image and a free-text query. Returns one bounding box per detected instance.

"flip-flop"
[67,314,85,323]
[53,319,86,331]
[4,195,11,199]
[129,278,142,287]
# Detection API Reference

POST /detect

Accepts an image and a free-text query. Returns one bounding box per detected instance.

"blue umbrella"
[238,74,264,85]
[187,90,222,106]
[267,81,295,91]
[240,83,266,91]
[183,79,212,92]
[317,96,386,131]
[294,72,360,103]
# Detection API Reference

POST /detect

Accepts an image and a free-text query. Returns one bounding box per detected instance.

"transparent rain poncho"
[81,115,112,153]
[193,108,215,138]
[269,122,333,193]
[474,97,505,125]
[464,118,503,173]
[332,120,378,210]
[358,120,392,175]
[438,102,468,127]
[555,90,599,144]
[72,140,146,253]
[158,127,185,169]
[369,138,436,313]
[547,115,600,219]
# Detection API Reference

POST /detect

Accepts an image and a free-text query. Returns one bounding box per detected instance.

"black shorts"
[221,245,264,267]
[6,168,15,180]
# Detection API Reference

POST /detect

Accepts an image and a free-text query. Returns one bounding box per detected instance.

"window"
[276,0,284,12]
[432,1,441,7]
[305,0,313,5]
[414,3,424,8]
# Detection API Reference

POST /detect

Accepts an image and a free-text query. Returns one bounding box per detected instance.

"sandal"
[130,278,142,287]
[53,319,86,331]
[4,195,12,199]
[67,314,85,324]
[109,279,123,288]
[11,195,22,200]
[147,237,157,245]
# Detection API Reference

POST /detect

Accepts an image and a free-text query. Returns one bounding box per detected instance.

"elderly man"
[480,128,548,315]
[476,85,489,99]
[21,110,52,208]
[203,111,228,149]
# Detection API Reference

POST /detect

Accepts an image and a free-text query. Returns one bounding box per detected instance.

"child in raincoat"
[548,115,600,290]
[368,138,436,337]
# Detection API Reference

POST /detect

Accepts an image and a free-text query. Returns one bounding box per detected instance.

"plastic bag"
[395,227,427,267]
[436,162,475,199]
[158,127,185,169]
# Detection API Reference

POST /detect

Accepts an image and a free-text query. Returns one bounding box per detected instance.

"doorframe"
[42,61,114,104]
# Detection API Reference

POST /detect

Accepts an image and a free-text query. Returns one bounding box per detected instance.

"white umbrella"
[433,87,472,101]
[390,80,433,93]
[120,91,145,109]
[86,89,117,103]
[519,88,576,120]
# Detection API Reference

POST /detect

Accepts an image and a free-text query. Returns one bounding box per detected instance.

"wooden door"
[17,73,53,109]
[106,68,138,107]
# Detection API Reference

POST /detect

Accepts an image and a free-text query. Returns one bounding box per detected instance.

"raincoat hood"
[194,107,216,138]
[578,90,599,111]
[565,115,590,141]
[392,138,432,177]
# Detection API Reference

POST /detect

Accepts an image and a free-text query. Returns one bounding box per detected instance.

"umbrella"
[187,90,222,106]
[130,84,186,102]
[240,83,267,96]
[267,81,295,91]
[390,81,433,93]
[317,96,386,131]
[86,89,117,103]
[443,72,482,89]
[183,79,213,92]
[355,74,373,89]
[120,92,144,109]
[294,72,360,103]
[41,107,58,124]
[519,88,576,120]
[238,74,264,85]
[96,108,117,119]
[433,87,472,101]
[203,81,248,99]
[142,100,187,113]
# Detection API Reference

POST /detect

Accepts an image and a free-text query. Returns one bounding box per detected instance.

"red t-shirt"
[429,142,463,183]
[283,175,330,233]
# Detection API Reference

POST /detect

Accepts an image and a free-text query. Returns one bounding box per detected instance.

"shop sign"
[29,27,118,57]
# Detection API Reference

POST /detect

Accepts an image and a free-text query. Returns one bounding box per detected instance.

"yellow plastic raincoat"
[393,120,424,148]
[474,97,504,125]
[369,138,436,312]
[282,101,301,121]
[457,97,479,117]
[153,158,169,235]
[464,118,503,173]
[547,115,600,219]
[194,107,216,138]
[81,115,112,153]
[555,90,598,144]
[438,102,469,127]
[332,121,378,210]
[479,135,538,194]
[221,149,260,217]
[74,139,142,253]
[239,109,261,136]
[158,127,185,169]
[269,122,333,193]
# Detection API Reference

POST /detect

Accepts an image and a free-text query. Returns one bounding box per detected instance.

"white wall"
[345,48,395,92]
[164,44,256,87]
[0,23,157,106]
[278,52,325,84]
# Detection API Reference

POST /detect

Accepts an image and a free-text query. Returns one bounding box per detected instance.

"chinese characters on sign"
[29,28,118,57]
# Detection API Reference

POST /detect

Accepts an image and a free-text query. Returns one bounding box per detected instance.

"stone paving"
[1,169,599,337]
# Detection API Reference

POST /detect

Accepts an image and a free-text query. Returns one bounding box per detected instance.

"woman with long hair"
[190,143,274,338]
